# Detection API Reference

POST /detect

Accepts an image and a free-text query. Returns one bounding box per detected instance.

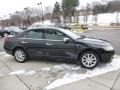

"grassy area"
[70,26,85,33]
[66,23,86,33]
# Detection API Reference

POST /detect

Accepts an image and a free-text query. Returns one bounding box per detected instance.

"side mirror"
[63,38,70,44]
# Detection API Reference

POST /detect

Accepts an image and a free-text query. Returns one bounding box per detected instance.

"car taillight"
[4,37,9,44]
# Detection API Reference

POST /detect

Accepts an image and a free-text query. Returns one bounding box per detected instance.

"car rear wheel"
[79,51,100,69]
[14,48,28,63]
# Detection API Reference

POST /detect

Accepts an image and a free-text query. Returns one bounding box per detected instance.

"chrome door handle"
[46,43,52,46]
[21,41,28,44]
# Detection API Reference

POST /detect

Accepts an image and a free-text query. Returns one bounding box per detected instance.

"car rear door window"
[22,29,43,39]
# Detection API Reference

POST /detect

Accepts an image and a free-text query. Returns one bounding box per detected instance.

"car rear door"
[44,29,77,60]
[19,29,46,58]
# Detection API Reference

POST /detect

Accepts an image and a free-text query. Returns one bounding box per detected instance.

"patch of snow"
[9,70,26,75]
[1,52,120,90]
[2,54,11,57]
[71,66,81,71]
[45,77,79,90]
[54,64,71,69]
[79,12,120,25]
[45,56,120,90]
[40,67,51,71]
[8,67,51,76]
[28,20,54,29]
[25,70,36,75]
[0,52,6,56]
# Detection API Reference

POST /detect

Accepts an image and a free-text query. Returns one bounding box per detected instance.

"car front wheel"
[79,51,100,69]
[14,48,28,63]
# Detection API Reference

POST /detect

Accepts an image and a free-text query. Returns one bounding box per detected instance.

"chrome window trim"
[19,38,64,42]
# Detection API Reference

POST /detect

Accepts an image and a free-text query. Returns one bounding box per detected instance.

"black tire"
[13,48,28,63]
[79,51,100,69]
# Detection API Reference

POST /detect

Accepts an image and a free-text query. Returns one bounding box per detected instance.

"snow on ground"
[0,52,7,56]
[9,70,26,75]
[79,12,120,25]
[45,55,120,90]
[4,55,120,90]
[27,12,120,29]
[28,20,54,29]
[1,52,120,90]
[7,67,51,76]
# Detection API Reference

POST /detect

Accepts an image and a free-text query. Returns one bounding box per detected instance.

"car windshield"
[59,28,81,40]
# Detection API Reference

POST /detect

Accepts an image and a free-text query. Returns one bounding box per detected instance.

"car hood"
[76,37,111,46]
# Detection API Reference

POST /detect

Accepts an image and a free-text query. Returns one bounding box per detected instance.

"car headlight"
[103,45,114,51]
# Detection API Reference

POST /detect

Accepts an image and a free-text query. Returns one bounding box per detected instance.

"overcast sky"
[0,0,106,18]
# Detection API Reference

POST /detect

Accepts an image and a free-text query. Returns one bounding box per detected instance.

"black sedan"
[4,27,115,69]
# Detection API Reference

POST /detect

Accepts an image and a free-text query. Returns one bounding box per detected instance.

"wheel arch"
[77,48,101,62]
[12,47,27,56]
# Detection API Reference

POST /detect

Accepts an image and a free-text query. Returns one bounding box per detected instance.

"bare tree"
[92,2,101,25]
[108,0,120,25]
[44,6,52,20]
[81,4,91,25]
[81,6,88,25]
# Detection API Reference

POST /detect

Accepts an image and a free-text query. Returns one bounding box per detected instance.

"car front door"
[19,29,46,58]
[44,29,77,60]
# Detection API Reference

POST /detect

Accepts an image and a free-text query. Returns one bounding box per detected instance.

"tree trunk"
[76,12,79,24]
[94,15,97,25]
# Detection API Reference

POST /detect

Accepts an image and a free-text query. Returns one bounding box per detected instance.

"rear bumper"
[100,50,115,63]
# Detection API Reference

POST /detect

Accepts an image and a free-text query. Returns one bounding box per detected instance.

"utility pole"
[37,2,44,24]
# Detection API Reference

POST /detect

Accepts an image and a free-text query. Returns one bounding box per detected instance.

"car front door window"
[45,30,68,40]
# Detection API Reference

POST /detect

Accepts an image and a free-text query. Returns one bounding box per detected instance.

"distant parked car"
[9,29,24,35]
[0,30,10,37]
[81,25,88,30]
[5,26,24,36]
[4,27,115,69]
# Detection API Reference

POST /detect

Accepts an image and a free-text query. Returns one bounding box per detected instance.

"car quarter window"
[45,29,68,40]
[22,29,43,39]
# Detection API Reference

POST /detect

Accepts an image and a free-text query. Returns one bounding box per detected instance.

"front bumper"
[100,50,115,63]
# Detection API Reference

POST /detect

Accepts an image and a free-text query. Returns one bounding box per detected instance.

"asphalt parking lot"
[83,30,120,55]
[0,29,120,90]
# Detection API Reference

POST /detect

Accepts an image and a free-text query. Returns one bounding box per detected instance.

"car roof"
[28,27,64,32]
[27,27,80,40]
